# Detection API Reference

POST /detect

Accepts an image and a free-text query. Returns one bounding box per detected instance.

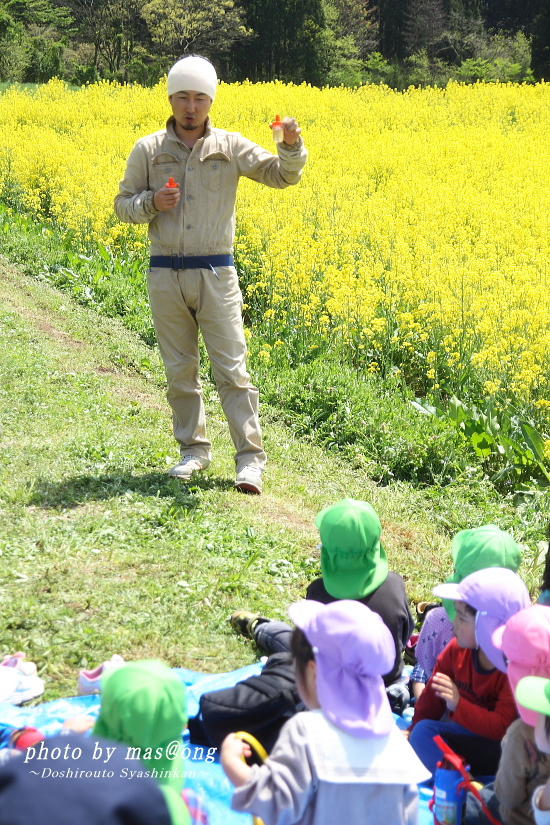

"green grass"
[1,261,549,702]
[0,83,40,94]
[0,204,524,488]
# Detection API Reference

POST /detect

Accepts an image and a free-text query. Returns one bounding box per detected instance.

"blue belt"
[149,254,233,279]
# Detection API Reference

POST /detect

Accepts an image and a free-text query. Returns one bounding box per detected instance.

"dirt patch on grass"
[0,263,84,347]
[33,318,85,348]
[111,385,166,411]
[257,497,317,536]
[383,521,418,552]
[0,263,166,412]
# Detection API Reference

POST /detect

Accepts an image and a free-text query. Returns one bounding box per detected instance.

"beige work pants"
[147,265,266,471]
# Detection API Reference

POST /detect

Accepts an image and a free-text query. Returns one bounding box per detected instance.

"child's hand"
[432,673,460,712]
[62,715,95,733]
[221,733,253,788]
[222,733,252,761]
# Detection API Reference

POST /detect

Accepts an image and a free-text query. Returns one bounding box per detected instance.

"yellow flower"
[0,78,548,413]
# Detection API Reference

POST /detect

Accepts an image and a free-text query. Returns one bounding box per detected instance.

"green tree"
[404,0,447,56]
[363,50,396,83]
[439,10,486,64]
[405,48,452,84]
[141,0,252,59]
[227,0,338,84]
[0,0,73,81]
[62,0,148,75]
[0,4,30,80]
[331,0,377,60]
[376,0,407,58]
[531,0,550,80]
[8,0,71,29]
[479,0,540,34]
[11,0,73,81]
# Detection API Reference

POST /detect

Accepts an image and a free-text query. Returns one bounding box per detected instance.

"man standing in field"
[114,55,307,494]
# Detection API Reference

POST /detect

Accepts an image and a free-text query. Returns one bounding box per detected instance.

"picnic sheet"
[0,663,434,825]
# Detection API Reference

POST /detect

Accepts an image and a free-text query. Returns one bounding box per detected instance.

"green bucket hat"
[93,660,189,825]
[316,498,389,599]
[515,675,550,717]
[442,524,522,621]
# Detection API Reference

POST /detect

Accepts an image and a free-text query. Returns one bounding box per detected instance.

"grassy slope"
[0,261,536,700]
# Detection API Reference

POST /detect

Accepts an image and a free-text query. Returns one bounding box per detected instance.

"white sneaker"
[0,668,45,705]
[235,465,263,494]
[169,455,211,480]
[78,654,125,695]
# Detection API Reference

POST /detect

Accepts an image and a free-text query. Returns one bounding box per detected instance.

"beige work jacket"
[114,117,308,257]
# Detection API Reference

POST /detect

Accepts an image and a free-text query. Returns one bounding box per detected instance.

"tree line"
[0,0,548,88]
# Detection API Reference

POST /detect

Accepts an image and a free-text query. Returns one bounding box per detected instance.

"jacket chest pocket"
[202,158,228,191]
[150,153,182,189]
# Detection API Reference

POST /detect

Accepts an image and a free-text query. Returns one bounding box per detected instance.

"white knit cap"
[167,56,217,100]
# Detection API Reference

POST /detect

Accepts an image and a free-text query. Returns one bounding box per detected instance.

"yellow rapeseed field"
[0,79,549,415]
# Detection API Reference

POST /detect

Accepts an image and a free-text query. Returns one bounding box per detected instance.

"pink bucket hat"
[433,567,530,672]
[288,599,394,739]
[492,604,550,725]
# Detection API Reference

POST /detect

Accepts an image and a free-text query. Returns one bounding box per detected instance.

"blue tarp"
[0,664,434,825]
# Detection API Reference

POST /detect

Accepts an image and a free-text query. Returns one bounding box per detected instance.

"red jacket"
[411,638,517,740]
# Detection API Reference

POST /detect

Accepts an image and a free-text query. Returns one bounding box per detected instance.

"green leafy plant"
[258,357,471,485]
[412,396,550,491]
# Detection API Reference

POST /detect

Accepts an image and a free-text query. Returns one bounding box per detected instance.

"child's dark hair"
[545,714,550,739]
[290,627,315,683]
[540,521,550,594]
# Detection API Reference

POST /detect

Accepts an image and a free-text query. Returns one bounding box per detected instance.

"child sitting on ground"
[221,600,430,825]
[410,525,522,700]
[514,675,550,824]
[464,603,550,825]
[537,522,550,608]
[65,660,199,825]
[409,567,529,777]
[234,497,413,690]
[196,498,414,751]
[0,732,177,825]
[464,532,550,824]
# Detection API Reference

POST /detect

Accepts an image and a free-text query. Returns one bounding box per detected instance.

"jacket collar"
[165,116,229,161]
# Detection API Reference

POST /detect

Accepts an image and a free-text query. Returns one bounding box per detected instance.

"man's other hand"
[153,185,180,211]
[281,117,302,146]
